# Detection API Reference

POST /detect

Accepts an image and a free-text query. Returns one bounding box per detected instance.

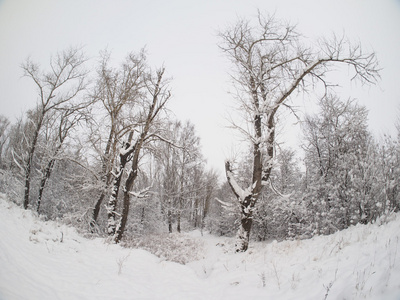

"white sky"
[0,0,399,177]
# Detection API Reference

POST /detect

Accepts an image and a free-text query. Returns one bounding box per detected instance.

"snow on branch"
[214,197,234,207]
[11,149,25,173]
[225,160,252,202]
[119,141,136,157]
[129,186,151,199]
[145,132,185,150]
[268,178,292,199]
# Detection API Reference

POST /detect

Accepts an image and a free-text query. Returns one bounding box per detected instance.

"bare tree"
[20,47,87,209]
[107,67,171,243]
[219,12,380,252]
[36,107,88,213]
[89,49,146,228]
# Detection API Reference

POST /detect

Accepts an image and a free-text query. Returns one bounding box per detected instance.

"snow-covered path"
[1,194,400,299]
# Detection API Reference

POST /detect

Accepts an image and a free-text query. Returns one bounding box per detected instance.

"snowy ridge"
[0,194,399,299]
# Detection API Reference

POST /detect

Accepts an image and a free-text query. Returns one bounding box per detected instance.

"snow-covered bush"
[121,232,204,264]
[0,169,24,205]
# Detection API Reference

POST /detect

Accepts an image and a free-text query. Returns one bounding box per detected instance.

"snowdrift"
[0,194,399,299]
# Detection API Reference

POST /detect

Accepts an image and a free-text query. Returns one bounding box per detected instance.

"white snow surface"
[1,194,400,300]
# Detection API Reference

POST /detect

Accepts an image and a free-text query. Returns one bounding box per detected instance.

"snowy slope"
[0,194,399,300]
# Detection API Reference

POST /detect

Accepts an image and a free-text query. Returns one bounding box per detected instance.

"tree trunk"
[113,132,138,243]
[23,118,42,209]
[37,158,56,213]
[193,198,199,228]
[113,67,170,243]
[37,139,65,213]
[107,168,125,235]
[140,207,145,232]
[235,115,275,252]
[176,207,181,233]
[91,129,114,227]
[236,209,253,252]
[107,135,134,237]
[114,166,137,243]
[168,208,173,233]
[23,166,32,209]
[92,174,111,223]
[91,192,105,229]
[202,183,213,231]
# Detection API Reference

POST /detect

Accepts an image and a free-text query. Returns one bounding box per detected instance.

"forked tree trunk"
[113,67,170,243]
[107,134,134,236]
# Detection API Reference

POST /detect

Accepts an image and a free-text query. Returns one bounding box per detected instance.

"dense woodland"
[0,13,399,252]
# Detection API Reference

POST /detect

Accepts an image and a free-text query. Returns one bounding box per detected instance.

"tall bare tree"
[107,67,171,243]
[219,12,380,251]
[20,47,87,209]
[89,49,146,228]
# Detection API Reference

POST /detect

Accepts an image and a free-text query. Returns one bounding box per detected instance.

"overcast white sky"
[0,0,399,176]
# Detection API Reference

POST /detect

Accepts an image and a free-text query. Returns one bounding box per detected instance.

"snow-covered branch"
[225,160,252,202]
[129,186,151,199]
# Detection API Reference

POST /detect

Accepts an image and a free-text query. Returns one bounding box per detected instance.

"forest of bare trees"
[0,12,398,253]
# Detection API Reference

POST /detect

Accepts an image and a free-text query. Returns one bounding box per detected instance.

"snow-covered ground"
[0,194,399,300]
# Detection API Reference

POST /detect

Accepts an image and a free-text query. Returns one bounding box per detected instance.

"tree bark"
[107,134,134,237]
[23,116,43,209]
[114,160,138,243]
[113,67,170,243]
[236,207,253,252]
[37,158,56,213]
[168,208,173,233]
[177,209,181,233]
[91,129,114,228]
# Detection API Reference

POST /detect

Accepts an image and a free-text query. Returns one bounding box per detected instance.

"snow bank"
[0,194,399,299]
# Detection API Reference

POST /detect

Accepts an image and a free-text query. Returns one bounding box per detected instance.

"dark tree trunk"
[91,192,105,229]
[37,138,65,213]
[168,208,172,233]
[23,167,31,209]
[177,210,181,233]
[236,210,253,252]
[107,134,134,237]
[114,166,137,243]
[177,198,181,233]
[23,117,43,209]
[91,130,114,228]
[37,158,56,213]
[140,207,145,226]
[107,167,125,235]
[192,196,199,228]
[113,67,170,243]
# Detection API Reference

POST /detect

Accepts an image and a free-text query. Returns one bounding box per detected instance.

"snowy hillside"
[0,194,399,300]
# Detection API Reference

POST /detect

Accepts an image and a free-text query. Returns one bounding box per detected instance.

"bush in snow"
[121,232,204,265]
